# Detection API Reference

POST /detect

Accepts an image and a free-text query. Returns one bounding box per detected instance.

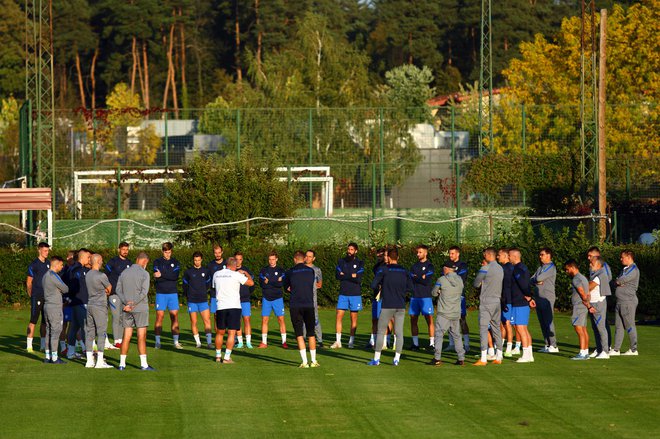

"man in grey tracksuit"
[588,256,611,359]
[116,252,153,371]
[430,262,465,365]
[611,250,640,355]
[472,247,504,365]
[42,256,68,364]
[532,247,558,353]
[85,254,113,368]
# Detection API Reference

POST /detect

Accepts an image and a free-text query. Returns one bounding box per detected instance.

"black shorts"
[30,296,45,325]
[290,307,316,338]
[216,309,241,331]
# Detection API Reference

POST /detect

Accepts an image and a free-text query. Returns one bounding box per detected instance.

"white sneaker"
[330,341,342,349]
[85,361,95,368]
[595,351,610,360]
[95,361,114,369]
[155,342,161,349]
[105,344,119,350]
[68,352,82,360]
[196,343,202,348]
[622,349,638,356]
[174,343,184,350]
[486,354,496,361]
[589,350,599,358]
[516,357,532,363]
[547,346,559,353]
[537,346,549,353]
[609,349,621,356]
[347,341,354,349]
[511,347,521,356]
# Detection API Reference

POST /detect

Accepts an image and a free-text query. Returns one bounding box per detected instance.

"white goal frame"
[74,166,334,219]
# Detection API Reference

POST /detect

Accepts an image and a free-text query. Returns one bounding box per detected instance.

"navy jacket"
[105,256,133,293]
[410,260,435,298]
[27,257,50,300]
[511,262,531,307]
[335,256,365,296]
[236,266,255,303]
[371,264,414,309]
[153,257,181,294]
[259,265,285,301]
[501,262,514,304]
[284,263,316,308]
[372,261,386,298]
[183,266,211,303]
[69,263,90,306]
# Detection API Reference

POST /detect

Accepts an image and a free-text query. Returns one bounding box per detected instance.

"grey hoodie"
[432,271,464,319]
[473,260,503,305]
[531,262,556,300]
[615,263,639,302]
[116,264,150,313]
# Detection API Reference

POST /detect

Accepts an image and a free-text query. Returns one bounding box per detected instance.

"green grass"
[1,308,659,438]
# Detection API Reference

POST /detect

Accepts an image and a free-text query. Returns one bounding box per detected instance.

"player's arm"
[26,276,33,298]
[616,266,638,286]
[421,264,435,285]
[473,267,487,289]
[370,269,385,291]
[353,260,365,282]
[259,268,268,287]
[162,261,181,281]
[270,270,283,288]
[431,278,442,298]
[241,270,255,287]
[335,261,346,280]
[182,270,190,296]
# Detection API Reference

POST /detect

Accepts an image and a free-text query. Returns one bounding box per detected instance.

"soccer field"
[1,308,658,439]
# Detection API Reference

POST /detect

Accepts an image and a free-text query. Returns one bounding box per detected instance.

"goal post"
[74,166,334,219]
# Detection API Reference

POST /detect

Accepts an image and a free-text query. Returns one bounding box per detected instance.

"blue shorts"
[188,301,209,313]
[210,297,217,313]
[155,293,179,311]
[241,301,251,317]
[262,298,285,317]
[501,304,513,323]
[461,295,467,317]
[409,297,434,316]
[63,306,73,323]
[337,295,362,312]
[510,306,530,326]
[371,300,382,319]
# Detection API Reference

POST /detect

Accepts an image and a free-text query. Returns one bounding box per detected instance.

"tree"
[0,0,25,98]
[161,152,300,243]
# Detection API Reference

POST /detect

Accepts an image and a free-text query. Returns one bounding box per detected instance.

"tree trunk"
[315,30,322,109]
[408,32,413,64]
[142,42,150,108]
[178,7,188,110]
[131,36,137,94]
[59,65,66,108]
[234,0,242,84]
[255,0,264,83]
[136,40,145,103]
[75,51,87,108]
[91,46,98,109]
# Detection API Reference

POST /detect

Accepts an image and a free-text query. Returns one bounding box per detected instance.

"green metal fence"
[4,103,658,247]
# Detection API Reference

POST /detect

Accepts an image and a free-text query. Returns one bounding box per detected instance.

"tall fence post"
[92,112,97,169]
[371,162,377,219]
[612,210,618,244]
[236,109,241,160]
[116,165,121,247]
[450,106,456,209]
[308,108,313,213]
[164,111,169,168]
[521,103,527,207]
[379,107,385,211]
[455,161,461,243]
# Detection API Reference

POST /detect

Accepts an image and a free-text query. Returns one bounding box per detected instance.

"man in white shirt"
[212,257,254,364]
[588,256,610,359]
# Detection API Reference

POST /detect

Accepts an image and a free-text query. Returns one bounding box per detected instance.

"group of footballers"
[24,239,640,369]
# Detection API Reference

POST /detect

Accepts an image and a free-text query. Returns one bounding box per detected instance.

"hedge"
[2,238,658,318]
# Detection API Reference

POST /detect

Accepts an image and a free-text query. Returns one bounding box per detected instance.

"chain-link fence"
[2,103,657,247]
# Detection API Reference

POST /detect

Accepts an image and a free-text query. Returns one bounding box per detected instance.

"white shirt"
[590,275,605,303]
[213,268,248,310]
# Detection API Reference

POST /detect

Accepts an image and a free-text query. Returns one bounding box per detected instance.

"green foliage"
[383,64,435,123]
[160,152,300,244]
[0,0,24,97]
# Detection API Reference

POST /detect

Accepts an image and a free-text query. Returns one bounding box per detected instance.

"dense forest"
[0,0,639,109]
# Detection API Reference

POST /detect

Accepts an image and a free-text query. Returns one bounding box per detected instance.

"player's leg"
[109,295,123,346]
[169,294,181,348]
[593,301,609,357]
[546,297,557,350]
[432,315,447,362]
[490,305,503,362]
[348,311,359,348]
[215,327,226,360]
[621,301,638,354]
[451,319,465,363]
[200,308,213,348]
[66,306,82,358]
[392,309,405,364]
[460,295,470,350]
[409,298,420,349]
[94,308,111,368]
[260,299,272,347]
[120,325,133,368]
[135,325,152,370]
[333,307,346,349]
[370,309,394,364]
[84,309,97,367]
[48,310,64,363]
[476,305,490,364]
[189,304,200,347]
[368,299,380,348]
[291,308,307,366]
[422,296,435,348]
[274,299,287,347]
[154,307,165,348]
[536,296,549,349]
[313,304,323,347]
